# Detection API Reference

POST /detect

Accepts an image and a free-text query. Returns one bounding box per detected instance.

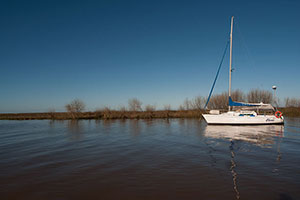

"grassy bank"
[0,110,203,120]
[280,107,300,117]
[0,107,299,120]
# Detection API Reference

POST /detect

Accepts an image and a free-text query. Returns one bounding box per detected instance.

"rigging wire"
[235,20,256,76]
[204,40,230,110]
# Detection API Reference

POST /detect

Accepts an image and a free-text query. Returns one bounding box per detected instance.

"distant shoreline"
[0,110,202,120]
[0,108,299,120]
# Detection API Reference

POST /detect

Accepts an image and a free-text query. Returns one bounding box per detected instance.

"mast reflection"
[230,140,240,200]
[204,125,284,199]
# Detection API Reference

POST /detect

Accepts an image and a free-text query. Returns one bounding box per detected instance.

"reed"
[1,107,300,120]
[0,110,203,120]
[279,107,300,117]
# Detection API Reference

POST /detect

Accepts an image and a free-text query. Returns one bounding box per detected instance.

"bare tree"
[164,104,171,111]
[101,106,111,112]
[48,108,56,119]
[247,89,273,103]
[65,99,85,113]
[183,98,191,110]
[118,105,127,112]
[178,105,185,111]
[207,92,228,110]
[145,104,156,112]
[285,97,290,107]
[231,89,245,102]
[204,90,244,110]
[204,89,272,110]
[128,98,142,111]
[191,96,205,110]
[285,97,300,107]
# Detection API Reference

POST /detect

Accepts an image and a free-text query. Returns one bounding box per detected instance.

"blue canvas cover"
[229,97,257,107]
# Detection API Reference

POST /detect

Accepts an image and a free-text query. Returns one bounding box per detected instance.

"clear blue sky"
[0,0,299,112]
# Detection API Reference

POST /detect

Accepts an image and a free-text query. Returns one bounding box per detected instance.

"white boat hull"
[202,112,284,125]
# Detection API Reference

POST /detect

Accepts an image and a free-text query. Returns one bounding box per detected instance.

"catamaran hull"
[202,114,284,125]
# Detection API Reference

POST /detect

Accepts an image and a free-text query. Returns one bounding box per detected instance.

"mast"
[229,16,234,111]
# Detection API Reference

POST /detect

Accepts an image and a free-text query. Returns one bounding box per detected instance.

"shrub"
[128,98,142,111]
[145,104,156,112]
[65,99,85,113]
[247,89,273,103]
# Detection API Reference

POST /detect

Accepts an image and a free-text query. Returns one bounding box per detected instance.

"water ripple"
[0,119,300,199]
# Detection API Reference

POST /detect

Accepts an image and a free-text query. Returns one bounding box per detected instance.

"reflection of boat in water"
[204,124,284,199]
[204,125,284,147]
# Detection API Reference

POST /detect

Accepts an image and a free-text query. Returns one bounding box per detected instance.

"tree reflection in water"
[67,120,84,140]
[102,120,114,135]
[129,119,141,137]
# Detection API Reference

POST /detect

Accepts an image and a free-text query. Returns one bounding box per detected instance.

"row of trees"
[64,89,300,113]
[177,89,275,110]
[285,97,300,108]
[200,89,274,110]
[64,98,162,113]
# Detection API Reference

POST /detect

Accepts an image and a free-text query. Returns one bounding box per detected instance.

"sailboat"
[202,16,284,125]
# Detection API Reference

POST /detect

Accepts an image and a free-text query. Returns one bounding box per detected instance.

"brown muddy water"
[0,118,300,200]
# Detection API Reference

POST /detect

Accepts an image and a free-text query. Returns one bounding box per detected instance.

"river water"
[0,118,300,200]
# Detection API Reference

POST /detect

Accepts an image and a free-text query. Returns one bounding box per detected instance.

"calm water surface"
[0,118,300,200]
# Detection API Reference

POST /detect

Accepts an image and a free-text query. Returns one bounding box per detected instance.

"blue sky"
[0,0,299,112]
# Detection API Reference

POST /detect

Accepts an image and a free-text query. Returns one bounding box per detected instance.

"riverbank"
[280,107,300,117]
[0,107,298,120]
[0,110,203,120]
